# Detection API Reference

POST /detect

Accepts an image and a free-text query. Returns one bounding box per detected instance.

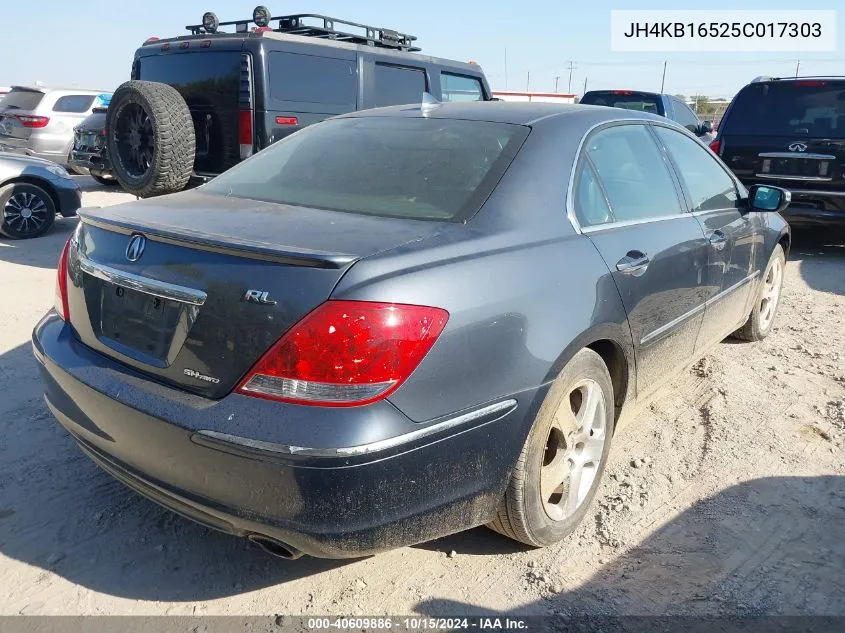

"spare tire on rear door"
[105,80,196,198]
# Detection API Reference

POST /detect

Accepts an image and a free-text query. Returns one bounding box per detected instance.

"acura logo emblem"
[788,142,808,152]
[125,234,146,262]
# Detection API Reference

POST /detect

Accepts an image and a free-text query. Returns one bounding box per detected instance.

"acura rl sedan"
[33,101,790,559]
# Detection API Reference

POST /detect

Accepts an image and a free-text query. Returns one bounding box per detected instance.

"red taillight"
[611,90,633,95]
[275,116,298,126]
[17,115,49,128]
[239,109,254,159]
[709,138,721,155]
[254,26,273,33]
[145,36,160,43]
[795,80,826,87]
[237,301,449,407]
[54,239,71,322]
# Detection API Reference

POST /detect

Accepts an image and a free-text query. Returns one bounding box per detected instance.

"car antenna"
[421,92,442,116]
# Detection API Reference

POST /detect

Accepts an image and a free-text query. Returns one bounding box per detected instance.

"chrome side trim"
[196,399,518,458]
[758,152,835,160]
[640,302,706,347]
[582,213,690,234]
[77,251,207,306]
[754,174,832,182]
[638,271,759,346]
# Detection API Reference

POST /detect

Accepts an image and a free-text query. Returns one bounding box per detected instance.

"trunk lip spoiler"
[77,211,358,270]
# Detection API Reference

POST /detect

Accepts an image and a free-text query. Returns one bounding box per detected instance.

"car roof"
[9,85,111,95]
[336,101,664,126]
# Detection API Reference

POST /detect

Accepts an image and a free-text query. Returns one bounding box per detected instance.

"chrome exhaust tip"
[247,534,304,560]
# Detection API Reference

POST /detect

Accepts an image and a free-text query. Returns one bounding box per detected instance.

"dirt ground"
[0,177,843,616]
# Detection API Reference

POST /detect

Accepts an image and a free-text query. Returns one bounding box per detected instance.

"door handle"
[708,230,727,251]
[616,251,650,276]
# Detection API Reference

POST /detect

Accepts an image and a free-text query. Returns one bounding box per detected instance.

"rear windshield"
[0,88,44,111]
[138,52,241,110]
[723,81,845,137]
[204,116,529,221]
[581,92,661,114]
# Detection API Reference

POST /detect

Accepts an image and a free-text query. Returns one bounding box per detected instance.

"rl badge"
[243,289,277,305]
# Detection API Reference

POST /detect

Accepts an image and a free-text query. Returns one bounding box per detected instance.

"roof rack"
[185,13,420,51]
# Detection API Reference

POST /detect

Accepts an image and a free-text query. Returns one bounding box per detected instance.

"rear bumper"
[32,313,530,558]
[69,148,113,179]
[740,180,845,227]
[54,180,82,217]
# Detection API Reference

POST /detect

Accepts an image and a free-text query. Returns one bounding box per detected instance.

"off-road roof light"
[253,6,271,27]
[202,12,219,34]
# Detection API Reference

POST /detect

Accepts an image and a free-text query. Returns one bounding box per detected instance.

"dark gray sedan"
[0,152,82,238]
[33,102,790,559]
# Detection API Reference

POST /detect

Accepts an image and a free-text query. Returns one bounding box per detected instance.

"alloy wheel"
[759,257,783,330]
[540,379,608,521]
[3,191,49,236]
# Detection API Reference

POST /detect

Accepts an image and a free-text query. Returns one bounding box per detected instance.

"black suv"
[580,90,714,142]
[714,76,845,230]
[105,8,492,197]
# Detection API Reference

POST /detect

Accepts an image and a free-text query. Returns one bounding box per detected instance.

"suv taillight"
[17,115,50,128]
[237,301,449,407]
[709,138,721,155]
[54,239,71,321]
[239,109,253,160]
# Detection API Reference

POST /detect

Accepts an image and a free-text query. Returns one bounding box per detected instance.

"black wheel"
[487,348,615,547]
[732,244,785,342]
[105,80,195,198]
[0,182,56,239]
[91,174,120,187]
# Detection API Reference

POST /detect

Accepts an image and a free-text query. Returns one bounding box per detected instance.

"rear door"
[136,49,244,174]
[718,80,845,194]
[361,58,429,109]
[652,124,759,348]
[572,122,709,395]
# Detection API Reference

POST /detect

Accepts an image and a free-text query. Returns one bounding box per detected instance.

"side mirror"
[749,184,791,213]
[699,121,713,134]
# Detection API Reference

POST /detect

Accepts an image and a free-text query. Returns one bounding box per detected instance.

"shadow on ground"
[0,215,78,269]
[416,475,845,616]
[790,227,845,296]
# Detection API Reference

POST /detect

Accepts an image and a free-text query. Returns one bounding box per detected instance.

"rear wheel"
[0,182,56,239]
[487,348,614,547]
[105,80,195,198]
[733,244,785,342]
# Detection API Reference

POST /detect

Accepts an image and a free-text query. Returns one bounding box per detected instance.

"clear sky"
[1,0,841,99]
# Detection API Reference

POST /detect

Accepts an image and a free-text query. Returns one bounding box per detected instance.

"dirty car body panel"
[33,102,789,557]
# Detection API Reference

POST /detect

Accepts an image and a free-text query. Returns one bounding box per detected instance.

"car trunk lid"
[66,190,452,398]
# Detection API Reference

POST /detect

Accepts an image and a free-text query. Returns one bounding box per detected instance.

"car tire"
[105,80,196,198]
[732,244,786,342]
[487,348,615,547]
[91,174,120,187]
[0,182,56,239]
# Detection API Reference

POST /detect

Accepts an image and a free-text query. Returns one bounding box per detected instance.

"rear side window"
[654,126,738,212]
[723,81,845,137]
[671,99,700,132]
[0,89,44,111]
[268,52,357,107]
[581,92,661,115]
[374,64,426,107]
[204,117,528,222]
[584,124,680,223]
[53,95,96,113]
[574,162,612,227]
[441,73,484,102]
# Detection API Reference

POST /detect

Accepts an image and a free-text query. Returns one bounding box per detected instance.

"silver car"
[0,86,111,167]
[0,152,81,239]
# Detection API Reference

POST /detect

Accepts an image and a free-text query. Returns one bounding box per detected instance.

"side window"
[672,99,700,132]
[52,95,95,113]
[654,126,739,212]
[441,73,484,102]
[574,161,612,227]
[585,124,681,223]
[268,52,357,107]
[374,64,426,107]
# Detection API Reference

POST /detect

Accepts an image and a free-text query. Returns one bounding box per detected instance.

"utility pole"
[526,71,530,92]
[504,47,508,90]
[660,61,667,93]
[795,60,801,77]
[555,76,560,93]
[583,76,588,94]
[566,61,577,93]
